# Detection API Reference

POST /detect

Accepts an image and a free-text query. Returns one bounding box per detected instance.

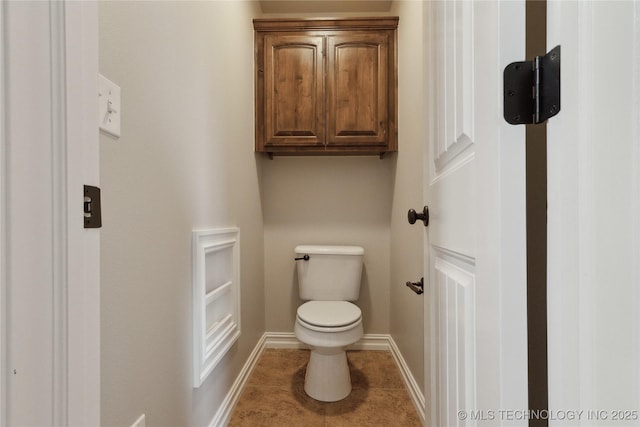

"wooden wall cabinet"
[254,18,398,157]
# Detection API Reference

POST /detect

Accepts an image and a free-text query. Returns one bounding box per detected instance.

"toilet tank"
[295,245,364,301]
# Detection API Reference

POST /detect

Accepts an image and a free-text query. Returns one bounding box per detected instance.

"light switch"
[98,74,121,138]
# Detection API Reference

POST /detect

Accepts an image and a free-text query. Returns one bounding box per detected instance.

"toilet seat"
[296,301,361,332]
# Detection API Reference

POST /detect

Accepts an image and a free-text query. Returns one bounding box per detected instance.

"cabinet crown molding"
[253,17,399,32]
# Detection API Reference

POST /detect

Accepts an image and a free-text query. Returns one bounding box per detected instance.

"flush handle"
[294,254,310,261]
[408,206,429,227]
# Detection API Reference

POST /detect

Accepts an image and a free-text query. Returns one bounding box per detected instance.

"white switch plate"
[98,74,121,138]
[131,414,145,427]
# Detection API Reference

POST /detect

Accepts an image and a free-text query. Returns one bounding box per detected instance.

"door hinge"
[84,185,102,229]
[504,45,561,125]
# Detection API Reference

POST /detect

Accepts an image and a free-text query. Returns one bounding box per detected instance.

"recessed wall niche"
[192,228,241,388]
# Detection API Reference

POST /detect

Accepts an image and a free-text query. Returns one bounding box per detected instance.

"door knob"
[408,206,429,226]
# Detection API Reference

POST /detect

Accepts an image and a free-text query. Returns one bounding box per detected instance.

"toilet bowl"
[294,300,363,402]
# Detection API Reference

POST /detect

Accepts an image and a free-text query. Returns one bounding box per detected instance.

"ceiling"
[259,0,393,14]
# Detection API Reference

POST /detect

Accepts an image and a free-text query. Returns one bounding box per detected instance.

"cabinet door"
[264,35,324,149]
[326,32,389,148]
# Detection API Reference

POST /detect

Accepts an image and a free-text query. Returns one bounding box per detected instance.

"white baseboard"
[208,334,266,427]
[388,337,426,422]
[263,332,306,349]
[211,332,426,426]
[263,332,390,351]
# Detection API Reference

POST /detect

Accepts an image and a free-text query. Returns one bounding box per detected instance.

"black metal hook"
[406,278,424,295]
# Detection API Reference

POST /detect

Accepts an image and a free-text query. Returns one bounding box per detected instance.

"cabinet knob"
[408,206,429,227]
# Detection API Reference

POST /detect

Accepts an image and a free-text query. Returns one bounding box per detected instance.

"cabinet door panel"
[327,33,388,147]
[264,35,324,147]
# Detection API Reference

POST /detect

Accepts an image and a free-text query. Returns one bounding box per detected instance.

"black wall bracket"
[406,278,424,295]
[504,45,561,125]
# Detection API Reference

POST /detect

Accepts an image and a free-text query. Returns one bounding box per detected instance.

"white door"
[424,1,528,426]
[547,1,640,424]
[1,1,100,425]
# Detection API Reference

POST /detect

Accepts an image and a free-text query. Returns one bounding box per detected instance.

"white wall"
[99,2,264,426]
[259,0,426,388]
[261,157,394,333]
[258,9,396,337]
[389,0,426,394]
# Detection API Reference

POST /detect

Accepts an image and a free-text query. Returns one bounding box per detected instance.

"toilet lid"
[297,301,361,328]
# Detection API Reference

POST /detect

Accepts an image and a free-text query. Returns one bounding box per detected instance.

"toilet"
[293,245,364,402]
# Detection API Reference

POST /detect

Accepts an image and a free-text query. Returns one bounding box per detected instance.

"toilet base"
[304,348,351,402]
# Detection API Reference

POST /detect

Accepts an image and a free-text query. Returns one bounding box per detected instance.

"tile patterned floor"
[229,349,422,427]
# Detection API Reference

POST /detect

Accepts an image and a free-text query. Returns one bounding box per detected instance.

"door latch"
[84,185,102,229]
[504,45,561,125]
